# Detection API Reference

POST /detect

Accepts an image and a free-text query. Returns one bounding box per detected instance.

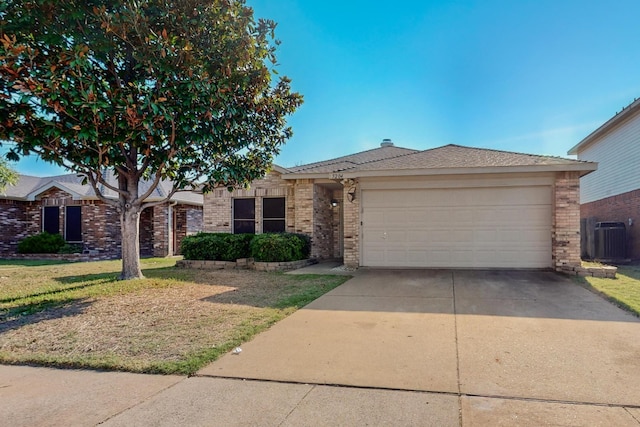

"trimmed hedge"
[181,232,311,262]
[249,233,306,262]
[17,232,66,254]
[180,233,254,261]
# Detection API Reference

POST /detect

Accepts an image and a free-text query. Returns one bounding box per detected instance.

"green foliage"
[17,232,66,254]
[181,232,311,262]
[180,233,253,261]
[249,233,307,262]
[290,233,312,258]
[0,0,303,279]
[0,158,18,193]
[0,0,302,191]
[58,243,83,254]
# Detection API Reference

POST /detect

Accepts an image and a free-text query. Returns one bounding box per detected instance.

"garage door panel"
[362,186,552,268]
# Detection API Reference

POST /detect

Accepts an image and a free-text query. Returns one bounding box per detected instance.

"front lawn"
[577,264,640,317]
[0,258,349,375]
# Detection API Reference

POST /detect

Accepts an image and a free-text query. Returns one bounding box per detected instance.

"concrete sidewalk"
[3,269,640,426]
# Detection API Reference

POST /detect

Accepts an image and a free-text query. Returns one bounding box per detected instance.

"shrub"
[180,233,253,261]
[290,233,312,258]
[250,233,307,262]
[17,232,66,254]
[58,243,83,254]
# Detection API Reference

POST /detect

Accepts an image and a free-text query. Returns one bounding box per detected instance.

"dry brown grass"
[0,259,349,374]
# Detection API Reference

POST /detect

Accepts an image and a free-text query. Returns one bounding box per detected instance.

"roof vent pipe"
[380,138,394,147]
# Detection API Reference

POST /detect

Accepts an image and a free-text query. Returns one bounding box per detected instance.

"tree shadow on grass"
[0,298,93,333]
[0,282,103,304]
[53,265,179,284]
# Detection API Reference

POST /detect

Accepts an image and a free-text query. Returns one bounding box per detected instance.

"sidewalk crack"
[625,407,640,424]
[452,271,462,426]
[278,384,315,427]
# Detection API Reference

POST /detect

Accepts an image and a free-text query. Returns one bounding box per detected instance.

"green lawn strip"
[0,259,72,267]
[575,266,640,317]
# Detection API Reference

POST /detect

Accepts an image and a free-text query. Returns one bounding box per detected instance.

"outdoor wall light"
[331,199,339,207]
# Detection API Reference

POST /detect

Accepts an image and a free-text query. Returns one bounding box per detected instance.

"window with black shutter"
[43,206,60,235]
[65,206,82,242]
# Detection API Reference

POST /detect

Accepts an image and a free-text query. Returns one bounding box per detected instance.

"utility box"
[594,222,626,260]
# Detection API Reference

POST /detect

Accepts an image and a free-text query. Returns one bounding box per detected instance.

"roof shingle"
[3,172,202,205]
[353,144,587,172]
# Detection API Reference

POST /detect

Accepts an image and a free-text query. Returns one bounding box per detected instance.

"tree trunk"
[120,206,144,280]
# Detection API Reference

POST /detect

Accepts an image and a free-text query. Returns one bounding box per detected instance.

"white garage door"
[361,186,552,268]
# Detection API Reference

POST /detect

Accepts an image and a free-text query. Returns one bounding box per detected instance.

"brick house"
[0,173,203,258]
[203,141,596,271]
[568,98,640,260]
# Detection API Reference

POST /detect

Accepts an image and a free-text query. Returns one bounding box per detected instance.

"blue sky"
[8,0,640,175]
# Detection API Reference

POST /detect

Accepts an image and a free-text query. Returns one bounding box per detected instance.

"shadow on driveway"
[302,269,639,323]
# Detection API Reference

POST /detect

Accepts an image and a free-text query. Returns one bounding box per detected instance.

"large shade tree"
[0,0,302,279]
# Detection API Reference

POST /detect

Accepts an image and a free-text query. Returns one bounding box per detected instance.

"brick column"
[313,185,334,259]
[203,189,232,232]
[152,204,169,257]
[552,171,581,271]
[294,180,313,233]
[342,181,360,268]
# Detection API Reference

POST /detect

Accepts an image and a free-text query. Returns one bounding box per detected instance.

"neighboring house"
[203,141,596,271]
[0,172,203,258]
[568,98,640,260]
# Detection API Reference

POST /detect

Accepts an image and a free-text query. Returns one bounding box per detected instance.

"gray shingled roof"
[287,145,418,174]
[354,144,586,172]
[283,144,594,176]
[3,172,203,205]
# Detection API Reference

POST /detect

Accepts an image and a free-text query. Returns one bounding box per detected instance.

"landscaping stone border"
[176,258,317,272]
[559,264,617,278]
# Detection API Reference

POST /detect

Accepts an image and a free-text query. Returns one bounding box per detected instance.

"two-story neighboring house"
[568,98,640,260]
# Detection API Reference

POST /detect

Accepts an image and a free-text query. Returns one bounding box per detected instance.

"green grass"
[0,258,350,375]
[576,265,640,317]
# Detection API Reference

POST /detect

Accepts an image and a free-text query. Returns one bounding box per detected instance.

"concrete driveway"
[196,269,640,425]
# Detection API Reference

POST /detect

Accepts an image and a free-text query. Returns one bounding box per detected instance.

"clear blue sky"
[8,0,640,175]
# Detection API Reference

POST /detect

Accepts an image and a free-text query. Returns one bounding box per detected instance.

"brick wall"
[342,181,360,268]
[0,199,32,254]
[152,204,169,257]
[581,188,640,259]
[332,189,343,257]
[202,173,345,261]
[202,171,292,233]
[82,202,122,255]
[313,185,334,259]
[293,180,313,236]
[140,208,154,257]
[0,187,201,258]
[174,205,203,255]
[552,171,582,270]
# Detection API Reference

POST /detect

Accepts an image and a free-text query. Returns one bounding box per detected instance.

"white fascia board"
[283,163,597,181]
[25,182,86,201]
[568,98,640,155]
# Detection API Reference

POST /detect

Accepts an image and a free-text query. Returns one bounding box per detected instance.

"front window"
[263,197,286,233]
[233,198,255,234]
